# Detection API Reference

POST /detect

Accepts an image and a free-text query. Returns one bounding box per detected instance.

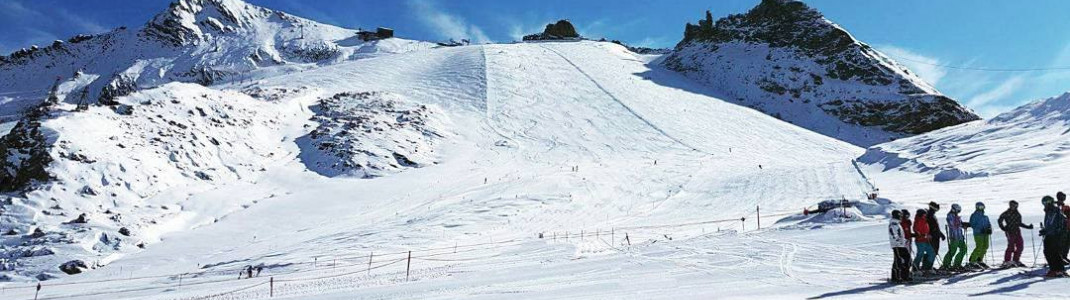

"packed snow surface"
[1,41,1068,299]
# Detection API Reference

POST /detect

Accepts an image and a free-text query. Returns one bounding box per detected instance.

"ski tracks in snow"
[537,44,715,157]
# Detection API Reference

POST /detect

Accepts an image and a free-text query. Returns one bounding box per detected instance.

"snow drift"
[860,92,1070,181]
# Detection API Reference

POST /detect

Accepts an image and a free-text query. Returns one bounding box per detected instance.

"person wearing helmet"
[1040,195,1068,277]
[926,202,946,257]
[967,202,993,269]
[913,209,936,273]
[941,204,969,271]
[998,200,1033,268]
[888,210,912,282]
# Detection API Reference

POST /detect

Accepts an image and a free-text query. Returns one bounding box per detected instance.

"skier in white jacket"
[889,210,912,282]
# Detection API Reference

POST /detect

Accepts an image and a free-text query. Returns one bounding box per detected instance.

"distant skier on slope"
[967,202,993,269]
[998,200,1033,268]
[926,202,946,257]
[1041,196,1068,277]
[941,204,968,272]
[913,209,937,274]
[888,210,912,282]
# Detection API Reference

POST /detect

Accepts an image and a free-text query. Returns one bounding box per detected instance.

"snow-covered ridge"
[664,0,978,146]
[860,92,1070,181]
[0,0,435,122]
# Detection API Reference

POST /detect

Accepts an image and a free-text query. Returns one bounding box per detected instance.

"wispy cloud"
[407,0,490,44]
[877,45,947,86]
[966,75,1027,118]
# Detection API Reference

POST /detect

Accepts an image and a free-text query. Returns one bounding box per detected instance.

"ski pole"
[988,234,994,266]
[1029,228,1036,267]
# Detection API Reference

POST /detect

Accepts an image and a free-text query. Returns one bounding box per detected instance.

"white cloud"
[965,75,1026,117]
[876,45,946,86]
[508,23,542,41]
[407,0,490,44]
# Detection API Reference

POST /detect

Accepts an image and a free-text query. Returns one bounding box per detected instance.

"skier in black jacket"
[926,202,946,256]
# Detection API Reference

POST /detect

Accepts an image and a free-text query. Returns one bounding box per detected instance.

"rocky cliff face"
[664,0,979,146]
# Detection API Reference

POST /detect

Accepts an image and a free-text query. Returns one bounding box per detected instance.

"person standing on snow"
[1041,195,1068,277]
[900,209,914,250]
[889,210,912,282]
[941,204,969,271]
[1059,192,1070,262]
[967,202,993,269]
[926,202,946,257]
[913,209,937,273]
[998,200,1033,268]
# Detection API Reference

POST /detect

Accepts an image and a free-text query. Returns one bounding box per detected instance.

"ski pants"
[969,234,990,263]
[942,239,967,268]
[1004,231,1024,263]
[913,242,936,270]
[1045,235,1066,272]
[1062,232,1070,262]
[892,247,912,281]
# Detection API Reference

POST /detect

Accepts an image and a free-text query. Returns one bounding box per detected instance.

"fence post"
[34,283,41,300]
[368,252,374,275]
[625,233,630,246]
[178,273,183,289]
[757,205,761,230]
[270,277,274,297]
[581,230,584,241]
[741,217,746,232]
[314,257,318,268]
[405,251,412,281]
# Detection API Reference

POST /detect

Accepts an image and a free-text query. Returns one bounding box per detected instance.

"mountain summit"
[665,0,979,146]
[0,0,431,122]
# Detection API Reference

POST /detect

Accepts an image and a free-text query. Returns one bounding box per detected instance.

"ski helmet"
[1059,192,1067,202]
[975,202,985,210]
[951,203,961,213]
[892,210,902,219]
[916,209,927,216]
[1009,200,1018,208]
[901,209,910,219]
[1043,196,1055,206]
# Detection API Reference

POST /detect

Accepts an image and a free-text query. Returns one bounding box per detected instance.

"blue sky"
[2,0,1069,118]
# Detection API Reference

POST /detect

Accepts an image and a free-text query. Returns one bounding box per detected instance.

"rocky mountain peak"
[144,0,270,45]
[665,0,979,145]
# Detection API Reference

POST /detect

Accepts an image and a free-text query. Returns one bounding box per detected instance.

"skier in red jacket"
[912,209,936,273]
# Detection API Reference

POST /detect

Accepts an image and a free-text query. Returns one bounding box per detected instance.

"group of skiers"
[888,192,1070,282]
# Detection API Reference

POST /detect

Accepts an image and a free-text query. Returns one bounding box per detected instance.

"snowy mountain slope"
[860,92,1070,182]
[0,82,305,279]
[0,0,434,122]
[663,0,979,146]
[0,40,875,288]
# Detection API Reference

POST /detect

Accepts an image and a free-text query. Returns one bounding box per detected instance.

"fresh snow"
[1,1,1068,299]
[4,39,1067,299]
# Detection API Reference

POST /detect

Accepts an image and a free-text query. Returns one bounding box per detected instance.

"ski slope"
[3,41,1068,299]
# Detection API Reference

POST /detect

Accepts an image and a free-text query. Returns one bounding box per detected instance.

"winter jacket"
[969,210,992,235]
[900,218,913,241]
[889,219,908,248]
[946,213,965,241]
[926,208,945,241]
[914,216,931,243]
[998,209,1032,234]
[1062,205,1070,230]
[1041,205,1067,237]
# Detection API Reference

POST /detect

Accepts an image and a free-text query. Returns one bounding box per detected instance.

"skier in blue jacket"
[967,202,992,269]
